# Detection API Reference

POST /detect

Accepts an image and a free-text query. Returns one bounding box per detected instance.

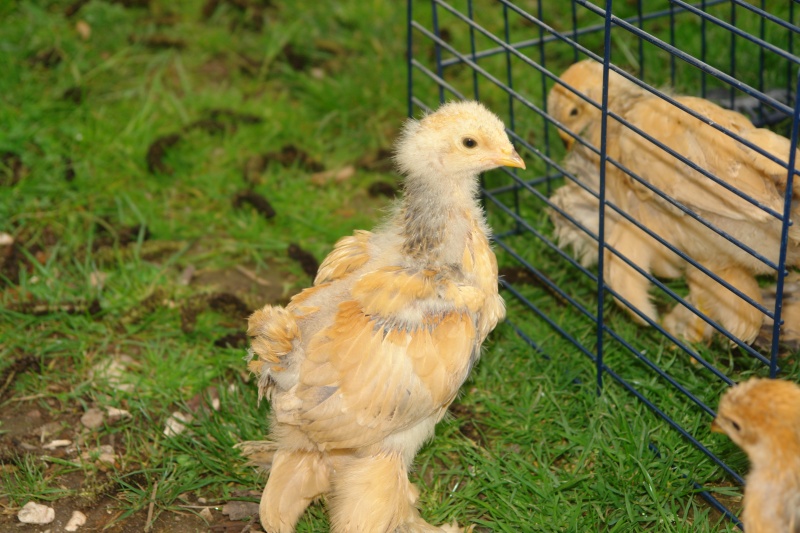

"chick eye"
[569,107,579,117]
[730,420,741,432]
[462,137,478,149]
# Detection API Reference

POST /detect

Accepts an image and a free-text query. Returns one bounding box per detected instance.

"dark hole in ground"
[499,266,567,306]
[287,244,318,278]
[93,219,150,250]
[146,134,181,175]
[129,34,186,49]
[1,151,26,186]
[448,402,491,447]
[232,190,276,219]
[358,147,395,173]
[28,47,62,69]
[263,144,324,172]
[368,181,398,198]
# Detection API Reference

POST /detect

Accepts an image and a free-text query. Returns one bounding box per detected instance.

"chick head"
[547,59,637,150]
[712,377,800,462]
[394,100,525,181]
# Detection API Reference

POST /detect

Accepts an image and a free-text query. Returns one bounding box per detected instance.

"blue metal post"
[596,0,615,394]
[468,0,479,100]
[769,69,800,378]
[432,1,445,104]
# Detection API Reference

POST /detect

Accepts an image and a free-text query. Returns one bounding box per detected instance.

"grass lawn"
[1,1,795,532]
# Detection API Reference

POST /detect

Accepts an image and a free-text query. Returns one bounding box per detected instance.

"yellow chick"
[238,101,524,533]
[712,377,800,532]
[548,59,800,344]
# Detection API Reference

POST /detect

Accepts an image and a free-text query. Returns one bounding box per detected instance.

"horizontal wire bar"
[500,277,598,361]
[502,318,551,360]
[575,0,799,114]
[409,60,467,100]
[493,234,598,320]
[544,116,784,278]
[500,263,745,484]
[507,126,777,324]
[497,239,740,402]
[484,172,559,197]
[507,298,746,522]
[482,175,768,367]
[438,0,729,67]
[490,210,745,380]
[731,0,800,34]
[671,0,800,61]
[645,442,743,527]
[600,365,746,485]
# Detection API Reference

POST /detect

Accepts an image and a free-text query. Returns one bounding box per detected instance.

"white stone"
[106,407,132,423]
[80,407,104,429]
[17,502,55,524]
[81,445,116,466]
[163,412,193,437]
[65,510,87,531]
[42,439,72,450]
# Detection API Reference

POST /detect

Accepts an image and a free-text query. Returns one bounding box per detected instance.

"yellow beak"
[710,418,723,434]
[494,148,526,170]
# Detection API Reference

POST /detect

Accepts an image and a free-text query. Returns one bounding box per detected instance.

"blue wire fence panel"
[408,0,800,527]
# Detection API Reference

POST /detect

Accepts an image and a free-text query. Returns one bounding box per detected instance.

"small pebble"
[163,411,193,437]
[80,407,104,429]
[106,407,132,423]
[42,439,72,450]
[65,510,87,531]
[18,502,55,524]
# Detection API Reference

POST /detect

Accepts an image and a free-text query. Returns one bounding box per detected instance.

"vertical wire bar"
[503,2,521,230]
[596,0,615,394]
[538,0,552,195]
[571,2,580,63]
[701,0,707,97]
[769,69,800,378]
[757,0,765,125]
[789,1,796,137]
[467,0,479,100]
[432,0,444,104]
[503,4,516,132]
[407,0,414,118]
[669,1,676,86]
[729,0,737,109]
[637,0,644,79]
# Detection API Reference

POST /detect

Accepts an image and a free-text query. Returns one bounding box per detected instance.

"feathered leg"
[604,220,659,325]
[259,448,332,533]
[663,264,763,344]
[328,452,466,533]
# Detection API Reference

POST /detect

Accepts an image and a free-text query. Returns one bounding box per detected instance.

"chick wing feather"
[314,230,373,285]
[617,97,783,222]
[279,295,476,450]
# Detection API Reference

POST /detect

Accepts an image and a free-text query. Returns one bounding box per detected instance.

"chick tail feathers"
[247,305,301,402]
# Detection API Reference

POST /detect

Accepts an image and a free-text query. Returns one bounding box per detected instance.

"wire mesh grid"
[408,0,800,526]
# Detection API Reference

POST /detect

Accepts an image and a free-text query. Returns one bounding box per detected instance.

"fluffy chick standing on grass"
[712,377,800,533]
[238,101,524,533]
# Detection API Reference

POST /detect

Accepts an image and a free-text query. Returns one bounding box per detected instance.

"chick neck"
[397,166,484,267]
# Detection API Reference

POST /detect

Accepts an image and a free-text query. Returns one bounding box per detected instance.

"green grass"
[0,0,796,531]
